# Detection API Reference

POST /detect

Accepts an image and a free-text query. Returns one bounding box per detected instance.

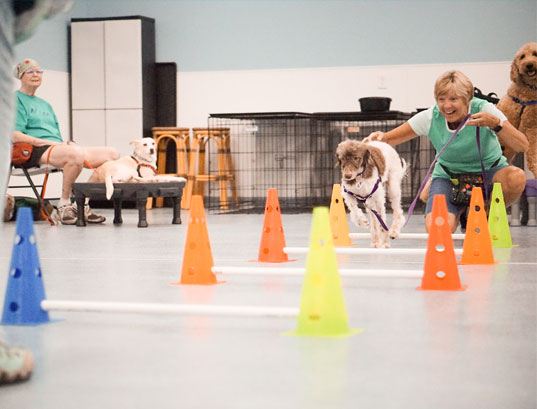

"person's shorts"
[425,164,508,216]
[21,145,51,168]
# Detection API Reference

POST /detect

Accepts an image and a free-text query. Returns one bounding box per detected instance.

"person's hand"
[467,112,501,129]
[363,131,385,143]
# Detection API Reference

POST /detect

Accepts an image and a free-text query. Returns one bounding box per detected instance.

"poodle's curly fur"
[497,42,537,178]
[336,139,406,248]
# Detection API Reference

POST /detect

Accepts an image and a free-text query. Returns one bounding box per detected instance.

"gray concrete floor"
[0,207,535,409]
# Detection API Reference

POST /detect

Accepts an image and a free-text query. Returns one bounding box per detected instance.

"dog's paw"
[380,241,391,248]
[388,228,400,239]
[371,240,390,248]
[351,213,369,228]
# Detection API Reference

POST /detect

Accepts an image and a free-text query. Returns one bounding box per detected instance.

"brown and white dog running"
[336,139,406,248]
[88,138,185,199]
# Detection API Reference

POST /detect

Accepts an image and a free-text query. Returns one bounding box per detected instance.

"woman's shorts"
[425,164,508,216]
[22,145,51,168]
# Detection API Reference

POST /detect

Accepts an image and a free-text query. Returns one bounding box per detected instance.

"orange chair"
[183,128,238,210]
[151,127,190,208]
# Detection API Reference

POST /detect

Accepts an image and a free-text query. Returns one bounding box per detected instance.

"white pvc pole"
[349,232,465,240]
[41,300,299,318]
[212,266,423,279]
[283,247,463,256]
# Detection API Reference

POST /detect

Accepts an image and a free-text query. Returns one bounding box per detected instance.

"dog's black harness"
[342,178,390,232]
[509,94,537,117]
[130,155,157,177]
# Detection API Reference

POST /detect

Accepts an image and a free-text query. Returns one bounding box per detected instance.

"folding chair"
[9,164,61,224]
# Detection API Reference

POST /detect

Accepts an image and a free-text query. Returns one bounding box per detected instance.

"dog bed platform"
[72,181,185,228]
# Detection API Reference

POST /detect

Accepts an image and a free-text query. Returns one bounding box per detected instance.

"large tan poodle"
[497,42,537,178]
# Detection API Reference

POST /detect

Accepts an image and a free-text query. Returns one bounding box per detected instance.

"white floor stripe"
[41,300,299,318]
[284,247,463,256]
[349,232,465,240]
[212,266,423,279]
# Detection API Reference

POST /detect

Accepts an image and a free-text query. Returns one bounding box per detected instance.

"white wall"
[7,60,514,199]
[177,61,511,128]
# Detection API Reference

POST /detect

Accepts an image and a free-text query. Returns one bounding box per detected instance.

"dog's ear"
[368,146,386,177]
[335,152,341,168]
[510,57,519,83]
[361,148,370,169]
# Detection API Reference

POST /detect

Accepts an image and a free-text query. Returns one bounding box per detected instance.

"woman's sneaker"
[0,343,34,385]
[57,203,77,225]
[84,204,106,223]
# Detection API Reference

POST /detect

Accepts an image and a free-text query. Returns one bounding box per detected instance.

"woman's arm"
[496,121,529,153]
[467,112,528,153]
[363,122,418,146]
[12,131,62,146]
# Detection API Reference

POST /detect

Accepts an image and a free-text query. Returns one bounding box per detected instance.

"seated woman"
[12,58,120,225]
[364,70,528,233]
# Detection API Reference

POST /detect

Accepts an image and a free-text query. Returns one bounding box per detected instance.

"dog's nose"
[344,173,353,180]
[527,62,535,70]
[150,148,155,154]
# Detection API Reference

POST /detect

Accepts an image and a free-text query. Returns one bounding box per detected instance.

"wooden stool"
[184,127,238,210]
[151,127,190,208]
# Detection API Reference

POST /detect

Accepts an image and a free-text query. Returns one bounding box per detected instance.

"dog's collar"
[342,178,389,232]
[130,155,157,177]
[509,94,537,106]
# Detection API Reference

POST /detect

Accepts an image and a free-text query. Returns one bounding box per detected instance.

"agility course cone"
[170,196,222,285]
[1,207,51,325]
[256,188,293,263]
[285,207,361,337]
[329,184,353,247]
[488,183,516,248]
[460,187,496,264]
[418,195,466,291]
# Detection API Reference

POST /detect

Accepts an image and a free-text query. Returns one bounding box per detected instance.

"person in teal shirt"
[12,58,119,225]
[364,70,528,233]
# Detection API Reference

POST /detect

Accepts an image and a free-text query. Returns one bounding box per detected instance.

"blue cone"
[1,207,50,326]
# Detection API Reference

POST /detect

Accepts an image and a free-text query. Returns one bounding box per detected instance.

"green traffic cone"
[488,183,516,248]
[285,207,361,338]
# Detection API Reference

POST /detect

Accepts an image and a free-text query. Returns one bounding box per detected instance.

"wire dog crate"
[206,111,433,213]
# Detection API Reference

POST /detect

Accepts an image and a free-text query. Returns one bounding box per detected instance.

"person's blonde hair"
[434,70,474,102]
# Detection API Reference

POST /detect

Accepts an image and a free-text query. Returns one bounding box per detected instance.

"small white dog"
[336,139,406,248]
[88,138,185,199]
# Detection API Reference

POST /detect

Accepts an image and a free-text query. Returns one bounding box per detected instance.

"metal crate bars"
[206,111,433,213]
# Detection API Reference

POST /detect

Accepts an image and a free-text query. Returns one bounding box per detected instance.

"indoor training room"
[0,1,536,408]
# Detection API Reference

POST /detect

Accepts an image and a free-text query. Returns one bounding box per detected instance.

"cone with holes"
[488,183,516,248]
[170,195,223,285]
[1,207,51,325]
[418,195,466,291]
[329,184,354,247]
[255,188,293,263]
[285,207,362,337]
[460,187,497,264]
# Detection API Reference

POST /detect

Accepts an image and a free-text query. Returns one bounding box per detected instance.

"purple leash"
[475,127,490,202]
[404,113,471,227]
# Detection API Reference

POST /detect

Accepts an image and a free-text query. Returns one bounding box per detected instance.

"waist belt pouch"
[449,173,484,206]
[11,142,34,166]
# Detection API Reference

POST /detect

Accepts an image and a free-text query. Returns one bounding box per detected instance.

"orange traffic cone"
[170,195,223,285]
[329,184,354,247]
[418,195,466,291]
[256,188,293,263]
[460,187,496,265]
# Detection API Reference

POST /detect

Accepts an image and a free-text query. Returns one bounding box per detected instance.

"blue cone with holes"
[1,207,50,325]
